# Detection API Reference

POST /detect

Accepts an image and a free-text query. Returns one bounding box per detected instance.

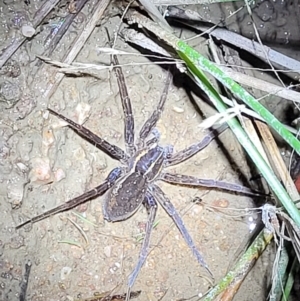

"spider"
[17,55,260,289]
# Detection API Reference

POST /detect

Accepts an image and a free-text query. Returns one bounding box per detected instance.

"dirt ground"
[0,2,281,301]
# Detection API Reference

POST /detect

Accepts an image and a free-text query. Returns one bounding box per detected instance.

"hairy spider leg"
[165,124,227,167]
[128,192,158,288]
[48,108,128,163]
[161,172,263,197]
[152,184,213,277]
[162,124,265,196]
[16,167,123,229]
[137,69,173,149]
[112,55,136,156]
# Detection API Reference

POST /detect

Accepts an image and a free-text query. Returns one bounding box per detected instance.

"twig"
[121,28,172,57]
[256,121,299,201]
[19,260,32,301]
[58,240,82,248]
[138,0,173,32]
[218,67,300,104]
[188,23,300,76]
[244,1,284,86]
[152,0,242,3]
[37,55,177,75]
[74,290,141,301]
[42,0,111,99]
[41,0,90,60]
[67,216,89,245]
[0,0,61,68]
[112,0,134,49]
[202,228,273,301]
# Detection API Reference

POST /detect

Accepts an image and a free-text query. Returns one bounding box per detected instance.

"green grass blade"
[176,42,300,154]
[181,52,300,227]
[202,228,273,301]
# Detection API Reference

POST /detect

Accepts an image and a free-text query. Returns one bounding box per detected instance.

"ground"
[0,2,277,301]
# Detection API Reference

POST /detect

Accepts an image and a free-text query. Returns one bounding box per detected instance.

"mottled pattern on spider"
[17,55,259,288]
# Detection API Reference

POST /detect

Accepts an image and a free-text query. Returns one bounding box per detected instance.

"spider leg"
[161,172,263,197]
[139,126,163,148]
[111,55,136,156]
[128,192,157,288]
[152,184,213,278]
[16,167,123,229]
[165,124,227,167]
[137,69,173,149]
[48,108,128,163]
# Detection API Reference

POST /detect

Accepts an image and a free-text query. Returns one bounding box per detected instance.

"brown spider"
[16,55,260,289]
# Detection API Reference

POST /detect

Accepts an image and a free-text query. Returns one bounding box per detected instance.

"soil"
[0,1,289,301]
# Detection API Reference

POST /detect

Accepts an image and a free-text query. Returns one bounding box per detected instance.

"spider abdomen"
[103,171,147,222]
[103,146,166,222]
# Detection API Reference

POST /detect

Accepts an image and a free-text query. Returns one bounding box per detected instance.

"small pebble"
[54,168,66,182]
[60,267,72,280]
[7,181,24,208]
[28,157,53,184]
[42,128,55,151]
[172,106,184,113]
[103,245,111,258]
[73,147,86,160]
[16,162,28,173]
[75,102,91,125]
[14,94,36,119]
[42,110,49,119]
[0,80,21,106]
[21,24,35,37]
[0,61,21,77]
[9,235,25,249]
[212,199,229,208]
